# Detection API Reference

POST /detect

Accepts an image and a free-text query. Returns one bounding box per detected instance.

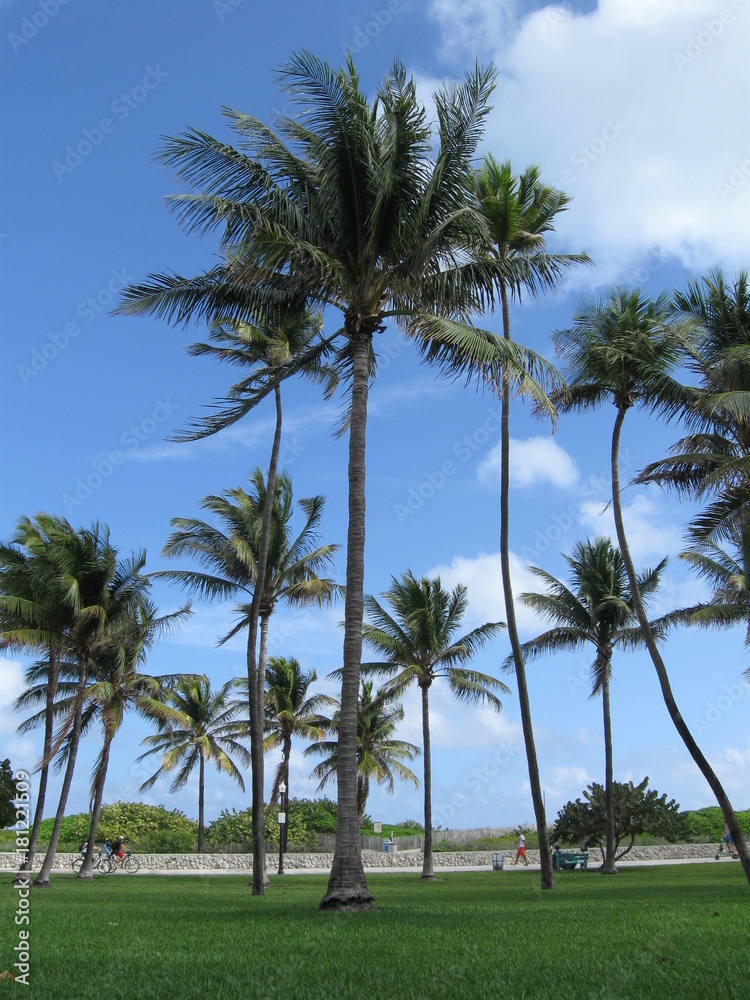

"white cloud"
[577,491,684,561]
[427,0,750,282]
[425,549,549,634]
[478,435,579,490]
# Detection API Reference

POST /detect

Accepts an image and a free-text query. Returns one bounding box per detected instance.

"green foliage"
[135,828,197,853]
[554,778,689,859]
[681,806,750,842]
[0,759,16,829]
[205,798,341,849]
[38,801,197,846]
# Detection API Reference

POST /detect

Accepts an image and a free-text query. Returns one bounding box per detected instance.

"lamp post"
[278,779,287,875]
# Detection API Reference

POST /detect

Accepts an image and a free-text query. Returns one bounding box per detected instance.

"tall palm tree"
[679,534,749,647]
[361,572,507,878]
[74,598,191,878]
[156,469,341,881]
[0,516,74,884]
[118,51,563,909]
[174,310,337,893]
[263,657,334,809]
[474,156,589,890]
[507,538,666,873]
[138,677,250,853]
[306,680,420,826]
[553,285,750,885]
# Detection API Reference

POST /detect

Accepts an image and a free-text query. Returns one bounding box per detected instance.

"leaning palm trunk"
[320,326,374,911]
[611,405,750,886]
[14,650,58,884]
[499,282,554,890]
[33,661,89,888]
[420,682,434,879]
[247,385,282,894]
[198,751,205,853]
[78,731,114,878]
[600,665,617,874]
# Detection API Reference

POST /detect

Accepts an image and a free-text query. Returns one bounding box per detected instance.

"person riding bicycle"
[105,835,127,862]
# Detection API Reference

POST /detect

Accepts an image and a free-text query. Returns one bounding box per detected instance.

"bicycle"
[72,845,112,875]
[106,845,140,874]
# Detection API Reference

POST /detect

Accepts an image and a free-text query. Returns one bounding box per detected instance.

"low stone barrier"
[0,842,722,873]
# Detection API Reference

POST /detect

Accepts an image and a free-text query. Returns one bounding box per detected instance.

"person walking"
[513,832,529,866]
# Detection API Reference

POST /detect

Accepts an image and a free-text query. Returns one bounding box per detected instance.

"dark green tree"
[0,760,15,829]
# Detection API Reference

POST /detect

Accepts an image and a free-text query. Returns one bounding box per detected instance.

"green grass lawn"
[1,865,747,999]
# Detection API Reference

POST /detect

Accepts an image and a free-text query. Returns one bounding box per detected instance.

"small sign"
[373,822,382,834]
[278,812,286,825]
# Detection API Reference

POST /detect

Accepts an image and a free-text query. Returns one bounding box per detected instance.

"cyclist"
[105,835,127,865]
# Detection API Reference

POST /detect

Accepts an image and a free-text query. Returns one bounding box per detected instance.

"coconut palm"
[361,572,507,878]
[118,51,565,909]
[0,516,75,884]
[171,309,336,892]
[262,657,334,809]
[474,156,589,889]
[306,680,420,826]
[73,598,191,877]
[507,538,667,873]
[679,534,749,645]
[25,518,151,887]
[553,285,750,885]
[156,469,341,870]
[138,677,250,852]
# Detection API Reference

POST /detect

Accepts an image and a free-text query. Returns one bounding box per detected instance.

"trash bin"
[383,841,390,853]
[491,852,504,871]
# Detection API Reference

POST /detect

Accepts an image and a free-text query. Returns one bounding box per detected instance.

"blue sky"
[2,0,749,832]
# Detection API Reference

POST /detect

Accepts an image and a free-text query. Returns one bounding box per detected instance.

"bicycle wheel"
[72,857,83,874]
[97,856,113,874]
[123,855,140,874]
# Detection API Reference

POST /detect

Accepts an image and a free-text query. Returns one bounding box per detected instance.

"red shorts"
[516,847,526,858]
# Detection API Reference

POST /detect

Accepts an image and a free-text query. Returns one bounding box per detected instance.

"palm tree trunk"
[499,280,554,890]
[198,750,205,854]
[33,660,89,888]
[420,682,434,879]
[610,404,750,886]
[78,730,114,878]
[247,384,282,895]
[13,649,58,885]
[320,324,374,911]
[601,665,617,874]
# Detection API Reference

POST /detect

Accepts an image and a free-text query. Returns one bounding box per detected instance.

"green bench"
[553,850,589,871]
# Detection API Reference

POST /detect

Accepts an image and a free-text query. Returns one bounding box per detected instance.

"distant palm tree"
[306,680,420,826]
[475,156,588,890]
[263,657,334,809]
[508,538,666,873]
[554,285,750,886]
[138,677,250,853]
[74,598,191,877]
[361,572,507,878]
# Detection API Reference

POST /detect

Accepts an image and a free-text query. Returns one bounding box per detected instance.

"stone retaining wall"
[0,842,721,872]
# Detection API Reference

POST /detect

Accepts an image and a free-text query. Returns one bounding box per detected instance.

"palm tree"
[173,310,337,893]
[156,469,341,879]
[361,572,507,878]
[474,156,589,889]
[553,285,750,885]
[507,538,666,873]
[679,534,749,646]
[138,677,250,852]
[118,52,563,909]
[306,680,420,827]
[639,269,750,618]
[74,598,191,878]
[263,657,334,809]
[0,516,74,884]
